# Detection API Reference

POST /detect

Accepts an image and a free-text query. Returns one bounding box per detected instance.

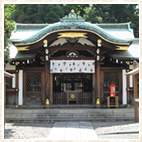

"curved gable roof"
[13,11,132,45]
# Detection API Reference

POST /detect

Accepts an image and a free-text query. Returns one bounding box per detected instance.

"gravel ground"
[92,121,139,134]
[4,122,53,139]
[4,121,139,139]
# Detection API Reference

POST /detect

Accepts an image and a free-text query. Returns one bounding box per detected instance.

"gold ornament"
[96,98,100,105]
[97,39,102,44]
[58,32,87,38]
[70,94,75,99]
[17,46,29,51]
[71,15,74,18]
[71,9,74,13]
[116,46,128,50]
[43,40,48,44]
[45,99,50,105]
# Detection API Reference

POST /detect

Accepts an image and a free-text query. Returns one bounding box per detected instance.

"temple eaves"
[13,11,132,46]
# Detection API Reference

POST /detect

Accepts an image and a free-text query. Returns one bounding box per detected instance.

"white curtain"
[50,60,95,73]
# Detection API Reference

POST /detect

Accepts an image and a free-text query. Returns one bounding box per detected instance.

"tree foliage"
[11,4,139,37]
[63,4,89,17]
[4,4,15,62]
[85,4,139,37]
[12,4,64,23]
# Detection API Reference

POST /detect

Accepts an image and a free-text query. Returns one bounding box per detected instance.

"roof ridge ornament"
[60,10,85,23]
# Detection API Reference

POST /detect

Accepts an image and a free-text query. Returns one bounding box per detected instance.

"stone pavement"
[4,120,139,139]
[98,132,139,139]
[47,121,98,140]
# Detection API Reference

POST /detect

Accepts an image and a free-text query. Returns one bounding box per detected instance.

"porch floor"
[6,104,127,109]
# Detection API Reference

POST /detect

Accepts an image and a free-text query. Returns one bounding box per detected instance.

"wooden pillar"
[92,72,96,104]
[45,61,50,101]
[42,70,45,105]
[50,73,53,104]
[16,70,19,105]
[4,76,6,126]
[96,61,101,103]
[126,73,130,104]
[134,74,138,122]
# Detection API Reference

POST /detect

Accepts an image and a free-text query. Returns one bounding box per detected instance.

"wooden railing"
[6,88,18,105]
[53,92,92,104]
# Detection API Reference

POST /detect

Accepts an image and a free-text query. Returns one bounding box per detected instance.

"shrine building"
[5,10,139,108]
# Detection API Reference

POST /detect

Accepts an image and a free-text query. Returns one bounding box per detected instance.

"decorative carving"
[116,45,128,50]
[70,94,75,99]
[17,46,29,51]
[66,38,79,43]
[58,32,87,38]
[66,51,79,57]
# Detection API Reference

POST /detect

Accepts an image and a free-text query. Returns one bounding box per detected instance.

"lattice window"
[6,77,12,89]
[104,72,119,91]
[26,72,42,92]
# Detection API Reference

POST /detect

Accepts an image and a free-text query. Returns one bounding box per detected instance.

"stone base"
[95,104,101,108]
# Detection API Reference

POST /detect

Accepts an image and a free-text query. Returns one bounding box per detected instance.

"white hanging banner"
[50,60,95,73]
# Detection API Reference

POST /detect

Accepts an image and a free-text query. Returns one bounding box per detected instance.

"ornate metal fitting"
[97,39,102,44]
[43,39,48,44]
[58,32,87,38]
[17,46,29,51]
[70,94,75,99]
[116,46,128,50]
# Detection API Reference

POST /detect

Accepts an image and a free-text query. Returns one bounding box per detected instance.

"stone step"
[5,108,136,123]
[5,108,134,113]
[6,117,135,123]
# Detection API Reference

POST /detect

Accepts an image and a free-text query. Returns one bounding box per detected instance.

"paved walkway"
[47,121,98,140]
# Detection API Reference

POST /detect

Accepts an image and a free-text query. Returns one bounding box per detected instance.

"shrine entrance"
[53,73,93,104]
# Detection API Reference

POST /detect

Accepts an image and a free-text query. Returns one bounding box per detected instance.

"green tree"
[4,4,15,63]
[63,4,89,17]
[85,4,139,37]
[13,4,64,23]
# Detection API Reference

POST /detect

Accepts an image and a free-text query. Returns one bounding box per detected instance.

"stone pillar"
[18,70,23,105]
[129,75,133,87]
[122,69,127,105]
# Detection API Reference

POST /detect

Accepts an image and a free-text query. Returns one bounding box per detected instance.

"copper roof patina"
[13,11,132,45]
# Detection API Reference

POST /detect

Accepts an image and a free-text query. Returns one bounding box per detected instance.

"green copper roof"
[14,12,132,45]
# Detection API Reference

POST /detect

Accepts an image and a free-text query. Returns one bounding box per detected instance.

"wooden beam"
[126,68,139,76]
[50,57,95,60]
